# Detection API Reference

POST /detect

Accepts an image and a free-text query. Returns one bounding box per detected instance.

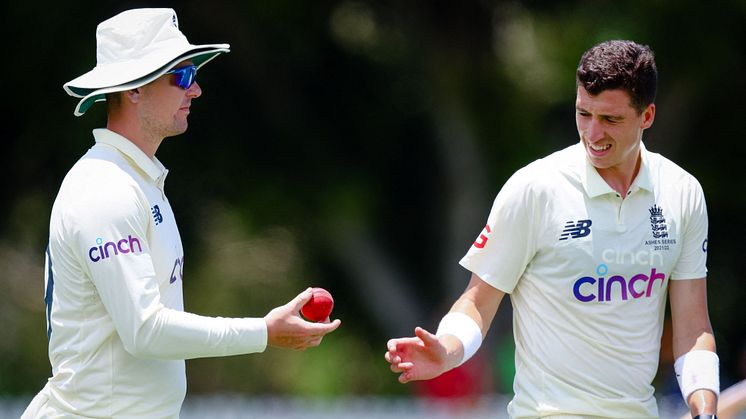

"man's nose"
[585,119,605,142]
[187,80,202,98]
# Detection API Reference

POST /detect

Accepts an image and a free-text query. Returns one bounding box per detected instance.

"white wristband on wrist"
[435,312,483,366]
[674,350,720,404]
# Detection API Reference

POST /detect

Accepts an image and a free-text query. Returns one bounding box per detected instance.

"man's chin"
[165,124,189,138]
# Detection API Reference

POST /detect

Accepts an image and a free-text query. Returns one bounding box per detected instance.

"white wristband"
[435,312,482,366]
[674,350,720,404]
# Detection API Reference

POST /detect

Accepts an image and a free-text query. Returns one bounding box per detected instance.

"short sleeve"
[671,177,708,280]
[459,169,539,293]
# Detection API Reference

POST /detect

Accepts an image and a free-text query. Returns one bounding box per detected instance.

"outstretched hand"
[264,288,341,350]
[384,327,455,383]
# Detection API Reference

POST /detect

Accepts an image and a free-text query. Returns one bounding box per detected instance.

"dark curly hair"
[576,40,657,114]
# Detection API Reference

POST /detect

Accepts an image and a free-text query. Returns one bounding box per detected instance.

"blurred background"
[2,0,745,417]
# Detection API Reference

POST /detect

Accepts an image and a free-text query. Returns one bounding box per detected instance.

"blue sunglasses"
[166,65,198,89]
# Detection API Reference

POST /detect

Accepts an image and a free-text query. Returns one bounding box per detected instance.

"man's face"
[575,86,655,175]
[138,60,201,138]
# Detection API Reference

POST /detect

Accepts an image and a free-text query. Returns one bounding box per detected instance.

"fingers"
[385,335,422,377]
[306,318,341,335]
[397,362,416,383]
[288,329,332,350]
[387,339,398,353]
[288,288,314,311]
[385,329,448,384]
[387,336,423,351]
[292,336,325,351]
[384,350,403,373]
[266,315,340,350]
[399,371,415,384]
[286,319,341,350]
[384,348,398,363]
[385,335,425,362]
[386,354,410,378]
[414,327,438,346]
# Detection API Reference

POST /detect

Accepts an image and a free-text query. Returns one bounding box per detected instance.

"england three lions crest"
[649,205,669,239]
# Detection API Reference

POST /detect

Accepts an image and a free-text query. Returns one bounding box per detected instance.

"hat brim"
[66,45,229,116]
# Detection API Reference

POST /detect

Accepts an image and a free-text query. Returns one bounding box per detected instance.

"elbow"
[122,338,156,359]
[121,310,167,359]
[121,332,157,359]
[672,329,716,358]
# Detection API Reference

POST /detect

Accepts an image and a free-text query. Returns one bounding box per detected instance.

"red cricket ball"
[300,287,334,322]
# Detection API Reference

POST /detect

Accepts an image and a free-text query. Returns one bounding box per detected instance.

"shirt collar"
[92,128,168,184]
[582,141,653,198]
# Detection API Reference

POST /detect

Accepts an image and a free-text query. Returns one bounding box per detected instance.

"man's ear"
[125,88,141,104]
[641,103,656,129]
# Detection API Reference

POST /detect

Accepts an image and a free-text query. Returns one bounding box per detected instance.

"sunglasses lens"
[179,67,196,89]
[169,66,197,89]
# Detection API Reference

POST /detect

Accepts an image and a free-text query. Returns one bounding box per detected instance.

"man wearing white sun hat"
[63,8,231,117]
[23,8,340,418]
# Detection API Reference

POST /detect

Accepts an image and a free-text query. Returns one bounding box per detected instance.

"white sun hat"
[64,8,230,116]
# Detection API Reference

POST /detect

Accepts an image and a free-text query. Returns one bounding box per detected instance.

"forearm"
[448,273,504,338]
[435,307,486,371]
[673,327,715,359]
[673,314,717,414]
[673,327,718,414]
[436,273,504,368]
[670,278,718,415]
[448,299,490,340]
[436,334,470,371]
[688,389,718,417]
[126,308,267,359]
[674,334,719,417]
[677,334,718,416]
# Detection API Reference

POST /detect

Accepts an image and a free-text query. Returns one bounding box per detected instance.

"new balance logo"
[152,205,163,225]
[559,219,592,240]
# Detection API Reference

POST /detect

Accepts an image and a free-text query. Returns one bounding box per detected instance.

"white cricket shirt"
[36,129,267,418]
[460,142,708,418]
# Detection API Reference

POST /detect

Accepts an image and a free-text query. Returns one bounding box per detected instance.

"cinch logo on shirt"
[572,263,667,302]
[88,235,143,262]
[559,219,592,240]
[170,256,184,283]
